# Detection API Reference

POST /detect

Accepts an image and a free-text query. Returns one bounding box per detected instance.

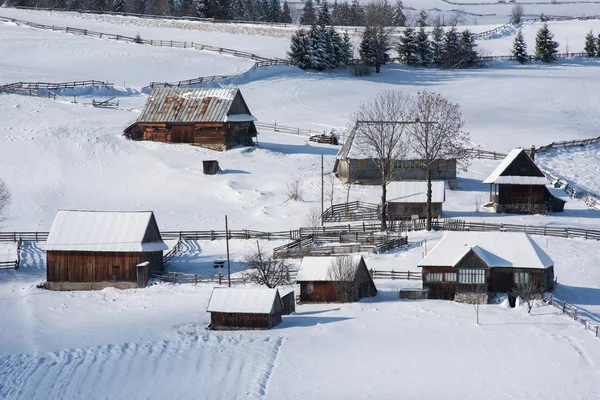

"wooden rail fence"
[0,239,22,270]
[544,294,600,339]
[536,135,600,153]
[0,80,113,93]
[369,269,421,281]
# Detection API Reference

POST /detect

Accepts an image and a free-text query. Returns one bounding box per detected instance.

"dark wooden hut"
[333,127,457,188]
[45,210,168,291]
[296,255,377,303]
[418,231,555,301]
[124,87,257,151]
[278,289,296,315]
[483,148,565,214]
[387,181,445,219]
[207,288,283,330]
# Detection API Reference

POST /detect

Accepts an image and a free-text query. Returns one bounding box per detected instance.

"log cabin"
[206,288,284,330]
[483,148,565,214]
[296,255,377,302]
[418,232,555,301]
[387,181,445,219]
[45,210,168,291]
[124,87,257,151]
[333,126,458,188]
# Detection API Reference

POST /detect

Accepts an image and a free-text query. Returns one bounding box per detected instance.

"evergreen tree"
[145,0,157,14]
[584,30,598,57]
[441,27,461,68]
[342,31,352,62]
[512,30,528,63]
[430,25,445,66]
[359,25,391,73]
[349,0,363,26]
[459,29,478,67]
[67,0,83,10]
[535,23,559,63]
[415,26,431,65]
[317,1,331,25]
[231,0,246,20]
[267,0,282,22]
[309,25,332,70]
[288,25,350,70]
[112,0,125,12]
[194,0,209,17]
[417,9,428,27]
[598,33,600,56]
[289,29,312,69]
[282,1,292,23]
[392,0,406,26]
[178,0,194,15]
[300,0,317,25]
[397,27,417,65]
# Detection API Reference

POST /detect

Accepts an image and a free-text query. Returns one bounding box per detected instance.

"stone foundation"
[399,288,429,300]
[45,281,138,291]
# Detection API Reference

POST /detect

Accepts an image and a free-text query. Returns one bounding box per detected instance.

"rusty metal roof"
[138,87,249,123]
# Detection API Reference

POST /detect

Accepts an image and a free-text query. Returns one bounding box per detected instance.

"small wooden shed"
[45,210,168,291]
[418,231,555,301]
[483,148,565,214]
[387,181,446,219]
[207,288,283,330]
[278,289,296,315]
[296,255,377,303]
[124,87,257,151]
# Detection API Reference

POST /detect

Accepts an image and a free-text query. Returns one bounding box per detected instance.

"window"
[357,160,367,171]
[445,272,457,282]
[305,283,314,294]
[426,273,443,282]
[514,271,530,284]
[438,160,448,172]
[458,269,486,284]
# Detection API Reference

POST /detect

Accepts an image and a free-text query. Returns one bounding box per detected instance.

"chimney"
[530,146,536,161]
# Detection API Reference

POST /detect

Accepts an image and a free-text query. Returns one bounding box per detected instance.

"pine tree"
[282,1,292,23]
[194,0,209,17]
[267,0,282,22]
[349,0,363,26]
[441,27,461,68]
[398,27,417,65]
[459,29,478,67]
[359,25,390,73]
[535,23,559,63]
[300,0,317,25]
[598,33,600,57]
[288,25,350,70]
[112,0,125,12]
[584,30,598,57]
[317,1,331,25]
[145,0,157,14]
[417,9,428,27]
[415,26,431,65]
[430,25,445,66]
[342,31,352,63]
[67,0,83,10]
[512,30,528,63]
[289,29,312,68]
[309,25,331,70]
[392,0,405,26]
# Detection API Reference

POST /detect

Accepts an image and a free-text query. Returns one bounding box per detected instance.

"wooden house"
[206,288,283,330]
[124,87,257,151]
[387,181,445,219]
[296,255,377,303]
[333,127,457,188]
[45,210,168,291]
[278,289,296,315]
[483,148,565,214]
[418,232,555,301]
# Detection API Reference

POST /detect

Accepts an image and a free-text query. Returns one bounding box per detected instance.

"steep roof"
[137,87,255,123]
[483,148,547,185]
[418,231,554,270]
[206,288,282,314]
[387,181,445,203]
[296,255,364,281]
[46,210,168,252]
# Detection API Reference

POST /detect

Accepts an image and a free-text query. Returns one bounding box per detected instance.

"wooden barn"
[418,231,555,301]
[483,148,565,214]
[45,210,168,291]
[278,289,296,315]
[123,87,257,151]
[296,255,377,303]
[333,127,457,188]
[206,288,283,330]
[387,181,445,219]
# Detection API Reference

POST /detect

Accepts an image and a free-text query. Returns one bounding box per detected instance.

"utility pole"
[225,215,231,287]
[321,153,324,226]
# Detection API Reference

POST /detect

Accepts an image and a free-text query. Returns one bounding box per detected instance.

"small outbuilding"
[387,181,446,220]
[418,231,555,300]
[206,288,283,330]
[483,148,565,214]
[45,210,168,291]
[278,289,296,315]
[124,87,257,151]
[296,255,377,302]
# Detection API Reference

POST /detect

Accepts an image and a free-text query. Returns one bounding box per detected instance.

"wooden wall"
[336,158,457,185]
[388,202,443,219]
[281,292,296,315]
[299,282,339,302]
[210,312,282,330]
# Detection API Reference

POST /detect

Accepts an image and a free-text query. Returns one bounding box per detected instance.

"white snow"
[225,113,257,122]
[296,255,364,281]
[483,148,535,184]
[206,287,281,314]
[418,231,554,269]
[388,181,446,203]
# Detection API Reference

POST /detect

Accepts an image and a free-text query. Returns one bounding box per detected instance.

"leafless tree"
[461,284,488,325]
[406,91,472,231]
[0,179,10,227]
[352,90,411,230]
[324,173,338,210]
[244,243,292,288]
[285,176,304,202]
[327,256,358,302]
[447,10,468,26]
[511,279,540,314]
[306,206,321,228]
[511,4,524,24]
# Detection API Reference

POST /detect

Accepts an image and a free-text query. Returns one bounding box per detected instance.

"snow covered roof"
[206,288,282,314]
[138,87,255,123]
[296,255,364,281]
[387,181,445,203]
[483,148,547,185]
[46,210,168,252]
[418,231,554,270]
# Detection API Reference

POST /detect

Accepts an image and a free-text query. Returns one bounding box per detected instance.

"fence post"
[549,294,553,305]
[597,326,599,337]
[574,309,578,321]
[562,302,566,313]
[391,269,395,280]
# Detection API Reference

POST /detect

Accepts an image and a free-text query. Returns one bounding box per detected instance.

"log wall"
[210,312,281,330]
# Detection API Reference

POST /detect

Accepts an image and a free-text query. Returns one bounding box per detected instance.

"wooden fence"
[467,148,507,160]
[322,201,380,223]
[369,269,421,281]
[0,80,113,93]
[153,271,250,285]
[162,239,183,266]
[544,294,600,339]
[536,135,600,153]
[146,75,228,89]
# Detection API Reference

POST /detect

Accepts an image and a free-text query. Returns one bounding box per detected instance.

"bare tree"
[285,176,304,202]
[324,173,338,209]
[244,243,293,288]
[461,284,488,325]
[511,279,539,314]
[511,4,524,24]
[0,179,10,227]
[306,206,321,228]
[352,90,411,230]
[406,91,471,231]
[327,256,358,302]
